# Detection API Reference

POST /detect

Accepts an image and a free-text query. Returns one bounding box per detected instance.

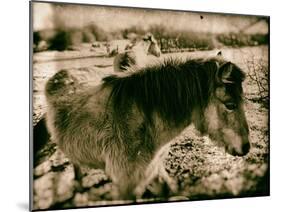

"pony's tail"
[45,69,78,104]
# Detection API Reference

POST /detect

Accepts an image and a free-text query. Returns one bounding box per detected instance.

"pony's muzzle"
[222,128,250,156]
[242,141,250,155]
[240,129,251,156]
[232,139,250,156]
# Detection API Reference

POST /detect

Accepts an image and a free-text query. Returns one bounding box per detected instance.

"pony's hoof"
[168,196,189,201]
[73,180,84,193]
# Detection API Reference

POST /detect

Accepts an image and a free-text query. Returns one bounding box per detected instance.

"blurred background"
[33,2,268,53]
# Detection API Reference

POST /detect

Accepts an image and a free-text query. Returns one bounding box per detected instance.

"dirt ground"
[32,45,269,210]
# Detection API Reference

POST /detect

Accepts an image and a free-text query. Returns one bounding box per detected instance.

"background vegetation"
[33,23,268,52]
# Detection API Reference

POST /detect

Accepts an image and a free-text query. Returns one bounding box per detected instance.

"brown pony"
[45,56,250,200]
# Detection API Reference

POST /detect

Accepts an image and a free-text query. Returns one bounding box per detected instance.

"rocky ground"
[32,46,269,210]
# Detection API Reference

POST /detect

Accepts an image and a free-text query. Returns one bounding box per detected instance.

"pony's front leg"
[135,144,179,199]
[105,152,149,200]
[73,164,84,192]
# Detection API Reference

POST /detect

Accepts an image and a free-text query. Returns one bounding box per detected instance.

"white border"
[0,0,279,212]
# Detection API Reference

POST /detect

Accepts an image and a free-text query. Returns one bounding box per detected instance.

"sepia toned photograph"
[31,1,269,210]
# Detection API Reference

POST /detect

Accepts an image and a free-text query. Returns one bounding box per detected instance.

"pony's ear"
[216,62,245,84]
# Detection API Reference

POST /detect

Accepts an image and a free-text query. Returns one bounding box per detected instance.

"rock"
[33,172,55,209]
[82,169,109,188]
[73,192,89,207]
[54,165,75,202]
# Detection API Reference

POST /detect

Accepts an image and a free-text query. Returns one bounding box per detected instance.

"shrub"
[85,23,108,41]
[148,24,215,52]
[48,30,71,51]
[217,33,268,47]
[245,56,269,108]
[82,29,96,43]
[122,25,146,39]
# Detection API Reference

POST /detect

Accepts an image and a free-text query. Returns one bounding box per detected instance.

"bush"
[69,30,83,46]
[217,33,268,47]
[122,25,146,39]
[148,24,215,52]
[48,28,85,51]
[85,23,108,41]
[48,30,71,51]
[176,31,214,50]
[33,31,41,46]
[82,29,96,43]
[245,56,269,108]
[34,22,110,51]
[251,34,269,45]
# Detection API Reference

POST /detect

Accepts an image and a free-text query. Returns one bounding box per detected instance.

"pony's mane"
[103,57,240,125]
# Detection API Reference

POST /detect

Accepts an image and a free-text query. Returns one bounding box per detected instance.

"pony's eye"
[224,102,237,110]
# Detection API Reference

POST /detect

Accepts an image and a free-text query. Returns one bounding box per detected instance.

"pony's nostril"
[228,142,250,156]
[242,142,250,155]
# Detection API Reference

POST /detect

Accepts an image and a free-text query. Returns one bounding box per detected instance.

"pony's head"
[143,33,161,57]
[202,60,250,156]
